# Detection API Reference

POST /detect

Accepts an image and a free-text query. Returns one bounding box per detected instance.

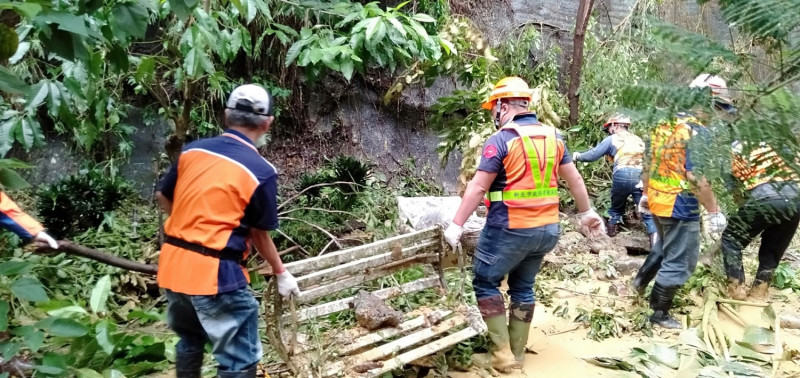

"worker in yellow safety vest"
[722,141,800,300]
[633,74,730,329]
[444,77,605,372]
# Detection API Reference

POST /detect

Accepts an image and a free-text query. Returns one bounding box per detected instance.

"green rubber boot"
[508,302,535,363]
[478,295,520,372]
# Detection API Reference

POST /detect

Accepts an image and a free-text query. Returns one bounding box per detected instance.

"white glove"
[572,152,581,161]
[577,209,606,238]
[276,270,300,298]
[444,222,464,248]
[635,180,643,189]
[638,195,651,215]
[706,212,727,234]
[33,231,58,249]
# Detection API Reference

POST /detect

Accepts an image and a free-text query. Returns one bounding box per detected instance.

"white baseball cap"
[226,84,273,116]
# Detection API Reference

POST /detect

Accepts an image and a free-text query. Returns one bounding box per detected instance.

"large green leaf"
[10,277,50,302]
[108,44,130,72]
[0,167,31,190]
[0,66,30,94]
[90,275,112,314]
[0,260,32,276]
[25,80,50,111]
[169,0,200,20]
[0,116,16,157]
[36,12,90,37]
[0,300,8,332]
[95,320,116,354]
[35,352,67,375]
[48,318,90,337]
[111,2,149,41]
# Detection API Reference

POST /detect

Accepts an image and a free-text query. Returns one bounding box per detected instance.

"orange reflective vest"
[647,115,698,218]
[485,122,563,228]
[733,142,799,191]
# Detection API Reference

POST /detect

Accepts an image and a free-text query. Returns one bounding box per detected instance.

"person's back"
[158,130,278,295]
[647,114,702,220]
[610,129,645,171]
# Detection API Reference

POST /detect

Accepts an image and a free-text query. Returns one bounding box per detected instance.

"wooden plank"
[296,239,439,289]
[348,314,467,363]
[297,254,440,304]
[339,310,453,355]
[360,326,482,377]
[285,276,441,323]
[285,227,439,276]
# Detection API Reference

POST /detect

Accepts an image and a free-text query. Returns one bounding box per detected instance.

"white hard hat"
[226,84,274,116]
[603,114,631,129]
[689,74,731,104]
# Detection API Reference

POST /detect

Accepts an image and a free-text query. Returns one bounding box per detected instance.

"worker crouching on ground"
[444,77,605,372]
[155,84,300,378]
[722,140,800,300]
[0,192,58,249]
[633,74,729,329]
[573,115,657,244]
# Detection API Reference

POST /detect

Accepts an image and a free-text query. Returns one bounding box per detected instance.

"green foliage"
[772,262,800,292]
[35,168,134,239]
[0,158,33,190]
[574,305,626,341]
[284,1,444,81]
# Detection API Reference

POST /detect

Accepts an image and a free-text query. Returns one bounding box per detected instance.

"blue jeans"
[165,288,262,371]
[610,168,656,234]
[472,224,559,304]
[652,216,701,287]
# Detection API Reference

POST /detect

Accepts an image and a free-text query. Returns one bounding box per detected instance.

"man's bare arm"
[250,228,286,274]
[558,162,591,212]
[452,170,498,226]
[687,171,719,212]
[155,191,173,215]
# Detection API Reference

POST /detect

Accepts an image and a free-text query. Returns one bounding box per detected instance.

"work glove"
[635,180,643,189]
[33,231,58,249]
[572,152,581,161]
[706,212,727,234]
[276,270,300,298]
[577,209,606,238]
[638,195,651,215]
[444,222,464,249]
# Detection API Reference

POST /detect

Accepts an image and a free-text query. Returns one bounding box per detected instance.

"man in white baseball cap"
[156,83,299,378]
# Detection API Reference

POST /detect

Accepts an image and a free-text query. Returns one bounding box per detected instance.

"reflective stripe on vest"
[486,123,559,206]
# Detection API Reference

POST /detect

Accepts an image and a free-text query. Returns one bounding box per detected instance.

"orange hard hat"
[603,114,631,129]
[481,77,533,110]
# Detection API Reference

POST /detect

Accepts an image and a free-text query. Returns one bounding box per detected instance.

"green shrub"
[35,169,134,239]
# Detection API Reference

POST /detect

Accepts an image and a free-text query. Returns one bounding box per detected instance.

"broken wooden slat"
[362,326,482,377]
[297,254,440,304]
[284,227,440,276]
[285,276,441,323]
[347,314,467,364]
[339,309,453,356]
[296,239,439,289]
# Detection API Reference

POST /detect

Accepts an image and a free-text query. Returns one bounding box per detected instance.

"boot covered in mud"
[508,302,535,363]
[649,283,681,329]
[648,232,659,249]
[478,296,520,372]
[607,222,619,237]
[176,350,204,378]
[217,364,257,378]
[726,278,747,300]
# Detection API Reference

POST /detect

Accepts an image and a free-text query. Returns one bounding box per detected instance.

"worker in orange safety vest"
[444,77,605,372]
[0,191,58,249]
[156,84,300,378]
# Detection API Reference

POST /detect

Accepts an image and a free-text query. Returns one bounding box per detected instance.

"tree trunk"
[567,0,596,127]
[42,241,158,275]
[165,81,197,163]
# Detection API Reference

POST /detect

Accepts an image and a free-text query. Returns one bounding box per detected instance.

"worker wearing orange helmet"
[444,77,605,371]
[633,73,728,329]
[573,114,657,243]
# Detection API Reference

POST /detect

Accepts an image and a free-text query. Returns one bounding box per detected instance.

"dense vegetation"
[0,0,798,375]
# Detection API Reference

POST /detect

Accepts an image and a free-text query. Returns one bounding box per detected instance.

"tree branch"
[39,241,158,275]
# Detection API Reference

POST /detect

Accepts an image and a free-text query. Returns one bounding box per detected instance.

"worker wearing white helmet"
[573,114,657,244]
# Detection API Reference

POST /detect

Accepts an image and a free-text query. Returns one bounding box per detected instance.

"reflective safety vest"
[647,115,698,217]
[733,141,800,191]
[611,130,645,170]
[485,122,562,228]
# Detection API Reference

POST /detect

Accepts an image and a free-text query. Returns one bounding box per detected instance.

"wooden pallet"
[264,226,486,377]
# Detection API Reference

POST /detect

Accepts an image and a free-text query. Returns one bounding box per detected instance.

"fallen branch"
[249,246,300,273]
[718,303,748,328]
[37,241,158,275]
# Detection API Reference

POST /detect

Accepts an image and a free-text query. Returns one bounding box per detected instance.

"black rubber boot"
[217,364,257,378]
[649,283,681,329]
[175,351,204,378]
[632,250,663,296]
